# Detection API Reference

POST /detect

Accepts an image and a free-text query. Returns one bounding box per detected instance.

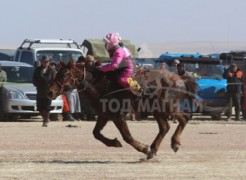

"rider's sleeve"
[100,49,124,72]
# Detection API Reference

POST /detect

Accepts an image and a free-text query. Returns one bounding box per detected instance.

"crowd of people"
[32,54,101,126]
[31,32,143,126]
[165,58,246,121]
[31,33,246,126]
[1,32,245,127]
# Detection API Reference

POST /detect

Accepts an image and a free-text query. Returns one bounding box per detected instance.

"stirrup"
[127,77,142,96]
[134,88,143,97]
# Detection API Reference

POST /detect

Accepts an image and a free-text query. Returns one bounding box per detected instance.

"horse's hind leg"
[113,115,150,155]
[148,112,170,159]
[171,112,189,152]
[93,115,122,147]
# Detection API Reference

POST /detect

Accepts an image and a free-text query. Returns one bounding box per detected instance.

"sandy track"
[0,119,246,180]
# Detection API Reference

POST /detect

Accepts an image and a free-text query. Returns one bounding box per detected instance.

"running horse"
[48,59,197,159]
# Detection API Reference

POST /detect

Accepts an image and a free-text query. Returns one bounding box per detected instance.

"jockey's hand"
[95,66,101,71]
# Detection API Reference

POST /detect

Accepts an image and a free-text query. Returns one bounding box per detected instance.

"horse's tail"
[181,75,198,99]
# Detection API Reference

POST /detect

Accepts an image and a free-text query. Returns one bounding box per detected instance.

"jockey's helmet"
[103,33,121,50]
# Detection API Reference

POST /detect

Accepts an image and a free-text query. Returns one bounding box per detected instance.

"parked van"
[14,39,84,66]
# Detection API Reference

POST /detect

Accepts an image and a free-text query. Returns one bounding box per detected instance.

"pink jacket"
[100,47,134,72]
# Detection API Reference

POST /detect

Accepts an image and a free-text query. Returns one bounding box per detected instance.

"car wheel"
[0,108,8,121]
[211,113,221,120]
[20,114,32,119]
[8,114,19,121]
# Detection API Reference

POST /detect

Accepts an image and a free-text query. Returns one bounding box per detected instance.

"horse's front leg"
[148,112,170,159]
[171,112,189,152]
[93,115,122,147]
[113,115,150,155]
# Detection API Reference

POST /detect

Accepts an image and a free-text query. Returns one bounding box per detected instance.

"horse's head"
[48,59,85,100]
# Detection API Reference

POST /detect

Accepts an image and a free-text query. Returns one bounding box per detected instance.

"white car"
[0,61,63,121]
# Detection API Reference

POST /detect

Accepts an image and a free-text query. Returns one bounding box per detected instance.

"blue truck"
[155,52,228,120]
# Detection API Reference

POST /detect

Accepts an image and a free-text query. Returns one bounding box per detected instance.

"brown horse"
[48,59,197,159]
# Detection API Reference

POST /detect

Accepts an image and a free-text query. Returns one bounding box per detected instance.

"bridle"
[133,67,148,80]
[54,64,83,93]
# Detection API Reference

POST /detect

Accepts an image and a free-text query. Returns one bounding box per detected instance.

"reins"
[54,65,80,94]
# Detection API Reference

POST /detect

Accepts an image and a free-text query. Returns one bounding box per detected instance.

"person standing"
[223,63,243,120]
[77,55,96,120]
[0,63,7,82]
[177,63,192,76]
[169,59,180,73]
[33,55,56,127]
[159,62,166,74]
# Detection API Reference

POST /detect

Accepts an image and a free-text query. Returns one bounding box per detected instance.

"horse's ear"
[68,58,74,67]
[60,60,66,67]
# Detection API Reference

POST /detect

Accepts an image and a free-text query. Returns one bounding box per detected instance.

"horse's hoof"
[114,138,123,147]
[143,145,149,155]
[147,149,157,160]
[147,151,153,159]
[171,144,180,153]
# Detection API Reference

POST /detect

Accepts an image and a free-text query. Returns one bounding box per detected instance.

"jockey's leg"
[118,69,132,88]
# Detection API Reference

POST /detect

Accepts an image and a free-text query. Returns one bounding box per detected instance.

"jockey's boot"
[42,111,50,127]
[127,77,143,99]
[62,112,75,121]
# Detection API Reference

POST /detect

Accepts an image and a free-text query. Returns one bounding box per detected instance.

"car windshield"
[182,63,224,79]
[2,66,34,83]
[36,50,83,64]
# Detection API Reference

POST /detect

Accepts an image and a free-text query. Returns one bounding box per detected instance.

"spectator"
[0,63,7,82]
[50,61,57,68]
[63,86,81,121]
[170,59,180,72]
[176,63,195,121]
[32,55,56,127]
[223,63,243,120]
[159,62,166,73]
[0,63,7,112]
[49,60,80,121]
[177,63,193,76]
[95,60,102,67]
[76,56,86,64]
[85,55,95,71]
[61,93,74,121]
[77,55,96,120]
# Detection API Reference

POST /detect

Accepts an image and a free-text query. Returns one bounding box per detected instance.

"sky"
[1,0,246,46]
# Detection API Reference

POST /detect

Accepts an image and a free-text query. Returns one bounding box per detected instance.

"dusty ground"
[0,117,246,180]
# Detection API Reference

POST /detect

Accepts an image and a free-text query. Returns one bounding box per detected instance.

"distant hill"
[1,41,246,58]
[136,41,246,58]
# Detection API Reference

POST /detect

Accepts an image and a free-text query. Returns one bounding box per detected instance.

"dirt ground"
[0,117,246,180]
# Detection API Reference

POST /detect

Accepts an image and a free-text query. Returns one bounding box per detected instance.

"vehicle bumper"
[5,99,63,114]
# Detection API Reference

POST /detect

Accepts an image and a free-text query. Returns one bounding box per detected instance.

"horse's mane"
[134,68,198,100]
[86,66,197,101]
